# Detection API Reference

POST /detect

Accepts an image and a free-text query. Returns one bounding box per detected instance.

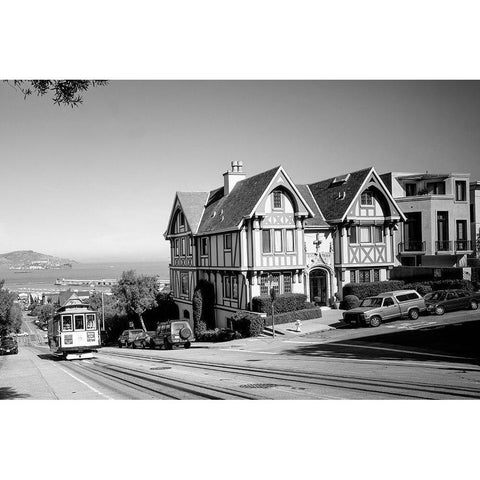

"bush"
[197,328,242,342]
[252,293,307,314]
[231,311,265,337]
[264,308,321,327]
[342,280,405,300]
[430,279,473,291]
[340,295,360,310]
[192,279,215,335]
[403,282,433,296]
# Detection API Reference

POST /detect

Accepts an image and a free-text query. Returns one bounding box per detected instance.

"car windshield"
[428,291,445,301]
[360,297,383,307]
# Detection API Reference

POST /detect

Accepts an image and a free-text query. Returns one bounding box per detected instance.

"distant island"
[0,250,77,270]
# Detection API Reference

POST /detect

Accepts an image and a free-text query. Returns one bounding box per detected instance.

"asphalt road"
[1,310,479,399]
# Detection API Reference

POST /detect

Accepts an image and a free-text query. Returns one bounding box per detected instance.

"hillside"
[0,250,77,267]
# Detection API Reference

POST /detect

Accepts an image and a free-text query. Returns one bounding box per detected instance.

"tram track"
[97,349,480,399]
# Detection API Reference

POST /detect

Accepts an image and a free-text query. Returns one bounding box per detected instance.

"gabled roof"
[198,166,281,233]
[176,192,210,234]
[308,167,372,222]
[296,184,329,228]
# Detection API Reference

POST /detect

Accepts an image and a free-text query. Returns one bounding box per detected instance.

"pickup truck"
[343,289,426,327]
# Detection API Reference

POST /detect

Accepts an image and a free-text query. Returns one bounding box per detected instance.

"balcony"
[435,240,452,252]
[399,241,426,253]
[455,240,472,252]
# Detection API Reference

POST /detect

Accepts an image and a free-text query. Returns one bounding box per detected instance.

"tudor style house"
[165,162,406,329]
[307,167,405,297]
[165,161,314,328]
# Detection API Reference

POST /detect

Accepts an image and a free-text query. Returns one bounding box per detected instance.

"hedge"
[340,295,360,310]
[231,311,265,338]
[197,328,242,342]
[342,280,406,300]
[404,279,474,294]
[252,293,307,314]
[264,308,321,327]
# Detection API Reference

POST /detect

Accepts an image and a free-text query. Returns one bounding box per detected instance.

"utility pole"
[101,290,105,331]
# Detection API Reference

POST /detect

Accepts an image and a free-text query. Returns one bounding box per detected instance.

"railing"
[399,241,426,253]
[455,240,472,251]
[436,240,452,252]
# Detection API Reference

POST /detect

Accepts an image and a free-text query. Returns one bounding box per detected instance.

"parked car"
[117,329,145,348]
[131,331,156,349]
[0,337,19,355]
[425,289,480,315]
[149,320,195,349]
[343,289,426,327]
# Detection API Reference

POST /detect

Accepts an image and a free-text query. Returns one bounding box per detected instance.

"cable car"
[47,295,101,360]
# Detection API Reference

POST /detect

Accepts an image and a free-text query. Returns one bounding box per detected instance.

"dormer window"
[361,191,373,206]
[273,191,283,209]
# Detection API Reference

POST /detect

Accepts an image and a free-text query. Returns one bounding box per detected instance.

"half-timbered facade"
[308,167,405,298]
[165,161,314,328]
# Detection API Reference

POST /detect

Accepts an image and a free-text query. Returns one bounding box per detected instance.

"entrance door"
[309,269,327,305]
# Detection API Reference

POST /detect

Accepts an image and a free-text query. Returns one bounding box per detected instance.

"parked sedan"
[0,337,19,355]
[117,329,144,348]
[131,331,156,349]
[425,289,480,315]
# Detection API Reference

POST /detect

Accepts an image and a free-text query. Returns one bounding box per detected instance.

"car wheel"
[184,341,191,349]
[164,339,172,350]
[132,342,136,349]
[369,316,381,328]
[141,341,146,349]
[435,306,445,315]
[118,342,122,348]
[149,341,155,350]
[408,309,419,320]
[471,300,478,310]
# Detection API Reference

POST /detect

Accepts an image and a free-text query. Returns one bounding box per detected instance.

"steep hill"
[0,250,77,267]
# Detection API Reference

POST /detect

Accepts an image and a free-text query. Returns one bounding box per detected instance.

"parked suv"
[118,329,144,348]
[343,289,426,327]
[149,321,195,349]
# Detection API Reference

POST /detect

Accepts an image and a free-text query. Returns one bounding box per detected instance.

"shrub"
[197,328,242,342]
[342,280,405,300]
[231,311,265,337]
[340,295,360,310]
[252,293,307,314]
[264,308,321,327]
[430,279,473,291]
[192,279,215,335]
[403,282,433,296]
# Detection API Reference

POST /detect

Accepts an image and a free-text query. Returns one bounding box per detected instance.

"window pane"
[286,230,294,252]
[360,226,371,243]
[224,276,231,298]
[350,270,356,283]
[456,181,466,201]
[181,273,189,295]
[374,226,383,243]
[181,237,185,256]
[262,230,271,253]
[373,269,380,282]
[273,191,282,209]
[62,315,72,331]
[283,273,292,293]
[86,314,96,330]
[350,226,357,244]
[74,315,84,330]
[406,184,417,196]
[361,191,373,205]
[225,234,232,250]
[274,230,283,252]
[232,276,238,299]
[260,275,268,295]
[359,270,371,283]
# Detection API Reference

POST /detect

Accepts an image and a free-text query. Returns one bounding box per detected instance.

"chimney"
[223,161,246,195]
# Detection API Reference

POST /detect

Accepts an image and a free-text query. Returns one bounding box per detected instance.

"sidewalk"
[192,308,345,350]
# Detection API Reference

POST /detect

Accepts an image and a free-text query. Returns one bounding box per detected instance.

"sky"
[1,80,480,262]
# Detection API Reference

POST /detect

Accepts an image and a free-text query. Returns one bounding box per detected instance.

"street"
[2,310,480,400]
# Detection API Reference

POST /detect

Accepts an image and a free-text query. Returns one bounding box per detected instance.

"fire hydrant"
[295,319,302,332]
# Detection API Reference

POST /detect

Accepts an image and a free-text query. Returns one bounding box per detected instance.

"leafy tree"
[39,303,56,324]
[112,270,160,331]
[192,279,215,335]
[0,280,21,336]
[4,80,108,107]
[142,291,179,330]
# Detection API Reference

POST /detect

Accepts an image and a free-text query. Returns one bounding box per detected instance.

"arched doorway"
[309,269,328,306]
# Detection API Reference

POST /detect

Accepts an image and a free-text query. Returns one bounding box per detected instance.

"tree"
[192,279,215,335]
[0,280,21,336]
[112,270,160,331]
[4,80,108,107]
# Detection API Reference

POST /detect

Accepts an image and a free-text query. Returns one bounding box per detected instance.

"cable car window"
[86,314,96,330]
[74,315,85,330]
[62,315,72,331]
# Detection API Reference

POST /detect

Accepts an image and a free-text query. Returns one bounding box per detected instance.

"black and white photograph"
[1,2,479,480]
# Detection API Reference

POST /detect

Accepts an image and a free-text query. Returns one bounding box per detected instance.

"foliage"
[39,303,56,323]
[192,279,215,335]
[403,279,473,294]
[112,270,160,331]
[340,295,360,310]
[264,308,321,327]
[231,311,265,337]
[142,291,179,331]
[0,280,21,336]
[9,304,23,333]
[252,293,307,314]
[5,80,108,107]
[342,280,406,300]
[403,282,434,296]
[196,328,242,342]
